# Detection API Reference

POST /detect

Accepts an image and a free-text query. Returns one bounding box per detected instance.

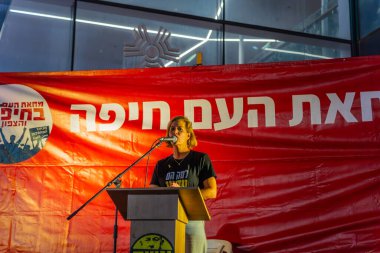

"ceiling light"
[263,47,332,59]
[10,9,71,21]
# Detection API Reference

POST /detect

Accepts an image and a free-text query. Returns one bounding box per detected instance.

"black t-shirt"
[150,150,216,188]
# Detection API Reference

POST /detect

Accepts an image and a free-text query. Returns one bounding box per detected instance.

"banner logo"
[0,84,52,163]
[131,233,174,253]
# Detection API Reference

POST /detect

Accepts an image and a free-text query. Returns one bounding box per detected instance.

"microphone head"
[159,136,178,143]
[171,136,178,143]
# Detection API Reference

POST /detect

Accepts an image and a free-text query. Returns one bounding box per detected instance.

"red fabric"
[1,56,380,252]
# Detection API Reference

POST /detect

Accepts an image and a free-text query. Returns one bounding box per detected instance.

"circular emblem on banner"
[0,84,52,164]
[131,233,174,253]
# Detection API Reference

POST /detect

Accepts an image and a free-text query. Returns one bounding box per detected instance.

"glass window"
[359,0,380,38]
[225,25,351,64]
[226,0,351,40]
[73,2,222,70]
[103,0,223,20]
[0,0,73,72]
[0,0,12,29]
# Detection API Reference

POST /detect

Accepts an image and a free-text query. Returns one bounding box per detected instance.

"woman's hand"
[169,182,180,187]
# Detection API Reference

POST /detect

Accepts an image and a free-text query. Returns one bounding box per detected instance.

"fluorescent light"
[243,39,280,42]
[165,30,212,67]
[10,9,71,21]
[10,9,206,41]
[208,38,281,42]
[263,47,332,59]
[184,53,196,63]
[11,7,328,65]
[167,0,224,66]
[76,19,134,30]
[147,30,205,41]
[214,1,224,20]
[77,21,205,40]
[170,34,205,41]
[9,7,214,67]
[180,29,212,58]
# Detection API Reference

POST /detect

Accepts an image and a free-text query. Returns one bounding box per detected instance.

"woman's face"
[169,119,190,146]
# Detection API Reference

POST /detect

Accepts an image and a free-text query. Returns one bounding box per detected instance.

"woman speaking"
[150,115,217,253]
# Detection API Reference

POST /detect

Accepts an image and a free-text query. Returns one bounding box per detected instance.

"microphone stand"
[113,178,121,253]
[66,138,164,251]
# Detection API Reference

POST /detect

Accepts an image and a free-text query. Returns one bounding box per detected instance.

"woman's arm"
[201,177,217,200]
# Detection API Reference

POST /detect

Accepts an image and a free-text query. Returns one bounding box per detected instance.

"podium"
[107,187,210,253]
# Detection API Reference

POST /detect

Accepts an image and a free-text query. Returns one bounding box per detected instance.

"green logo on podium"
[131,233,174,253]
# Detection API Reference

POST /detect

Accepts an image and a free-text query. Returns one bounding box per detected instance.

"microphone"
[159,136,178,143]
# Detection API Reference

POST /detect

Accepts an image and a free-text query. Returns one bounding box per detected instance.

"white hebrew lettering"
[128,102,139,120]
[289,95,321,126]
[325,93,357,124]
[247,97,276,127]
[98,103,126,131]
[70,104,96,132]
[142,101,170,129]
[184,99,212,129]
[361,91,380,122]
[214,98,243,131]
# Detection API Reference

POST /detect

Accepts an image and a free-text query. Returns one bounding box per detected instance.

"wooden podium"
[107,187,210,253]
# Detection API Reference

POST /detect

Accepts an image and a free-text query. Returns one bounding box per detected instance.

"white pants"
[185,221,207,253]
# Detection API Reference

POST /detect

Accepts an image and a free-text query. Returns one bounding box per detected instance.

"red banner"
[1,56,380,252]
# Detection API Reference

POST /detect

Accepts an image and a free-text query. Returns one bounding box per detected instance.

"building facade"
[0,0,379,72]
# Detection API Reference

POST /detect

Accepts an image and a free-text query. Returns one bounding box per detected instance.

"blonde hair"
[166,115,198,149]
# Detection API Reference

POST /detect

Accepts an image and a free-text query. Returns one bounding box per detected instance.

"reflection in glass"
[226,0,350,39]
[0,0,73,72]
[0,0,354,72]
[359,0,380,38]
[0,0,11,31]
[103,0,223,20]
[225,26,350,64]
[74,2,222,70]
